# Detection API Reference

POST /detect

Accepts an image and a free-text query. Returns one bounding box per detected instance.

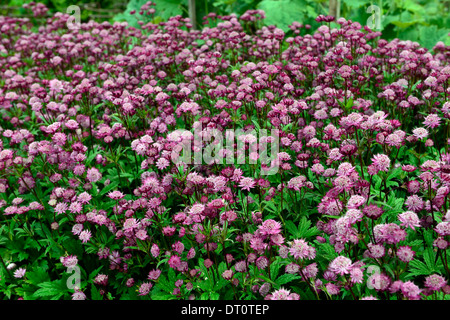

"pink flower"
[86,167,102,183]
[398,211,421,230]
[412,127,429,140]
[79,230,92,243]
[13,268,26,278]
[329,256,353,275]
[156,158,170,170]
[266,288,300,300]
[239,177,255,191]
[107,190,125,200]
[289,239,316,260]
[371,153,391,172]
[424,274,447,291]
[258,219,282,236]
[54,202,68,215]
[396,246,415,263]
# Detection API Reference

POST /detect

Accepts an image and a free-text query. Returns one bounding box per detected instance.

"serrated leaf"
[91,284,103,300]
[270,258,282,280]
[275,273,301,286]
[408,259,432,277]
[297,216,319,239]
[32,280,67,299]
[257,0,306,32]
[26,269,51,286]
[98,181,120,197]
[286,220,299,238]
[156,274,173,293]
[210,292,220,300]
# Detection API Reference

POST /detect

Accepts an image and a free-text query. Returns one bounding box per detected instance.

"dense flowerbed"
[1,1,450,301]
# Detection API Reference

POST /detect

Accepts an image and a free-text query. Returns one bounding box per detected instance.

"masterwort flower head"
[329,256,353,275]
[13,268,26,278]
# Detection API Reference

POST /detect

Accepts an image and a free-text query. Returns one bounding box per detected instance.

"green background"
[2,0,449,49]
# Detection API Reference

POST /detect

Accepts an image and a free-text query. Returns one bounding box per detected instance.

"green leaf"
[257,0,306,32]
[98,181,120,197]
[270,257,282,280]
[200,292,210,300]
[91,284,103,300]
[32,280,68,299]
[419,25,449,50]
[275,273,301,286]
[210,292,220,300]
[156,274,173,293]
[286,220,299,238]
[113,0,187,28]
[297,216,320,239]
[408,259,432,277]
[26,269,51,286]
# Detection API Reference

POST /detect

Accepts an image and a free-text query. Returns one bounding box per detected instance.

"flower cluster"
[1,1,450,301]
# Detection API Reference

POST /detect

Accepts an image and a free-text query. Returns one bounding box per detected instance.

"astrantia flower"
[363,204,383,220]
[396,246,415,263]
[289,239,316,260]
[266,288,300,300]
[60,255,78,268]
[424,274,447,291]
[222,269,234,280]
[235,260,247,273]
[68,202,83,214]
[77,192,92,204]
[350,267,364,284]
[86,167,102,183]
[368,273,391,291]
[398,211,421,230]
[423,114,441,129]
[434,237,449,250]
[345,209,363,224]
[401,281,422,300]
[367,243,385,259]
[371,153,391,172]
[325,283,340,295]
[148,269,162,281]
[239,177,255,191]
[72,223,83,235]
[138,282,153,296]
[346,195,366,209]
[107,190,125,200]
[404,195,424,212]
[168,255,181,269]
[135,229,149,241]
[72,289,86,300]
[258,219,282,236]
[285,263,300,274]
[156,158,170,170]
[435,222,450,236]
[374,223,406,244]
[256,256,269,270]
[329,256,353,275]
[54,202,68,215]
[13,268,26,278]
[78,230,92,243]
[259,283,271,296]
[412,127,429,140]
[94,274,109,286]
[360,296,378,300]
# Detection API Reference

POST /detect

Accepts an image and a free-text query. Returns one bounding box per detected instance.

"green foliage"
[257,0,307,32]
[113,0,187,28]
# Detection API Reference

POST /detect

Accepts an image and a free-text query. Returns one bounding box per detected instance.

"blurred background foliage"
[1,0,449,49]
